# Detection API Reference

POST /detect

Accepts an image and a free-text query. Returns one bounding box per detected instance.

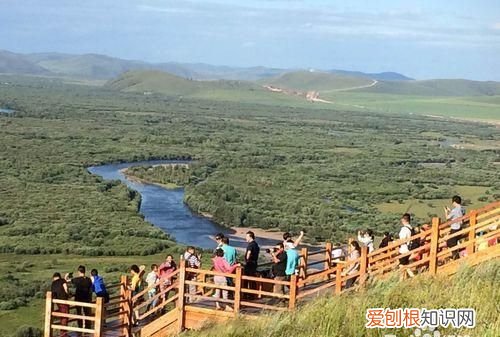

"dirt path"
[263,79,378,105]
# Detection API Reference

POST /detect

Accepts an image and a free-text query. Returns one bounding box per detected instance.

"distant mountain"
[0,50,51,75]
[262,71,375,92]
[329,69,413,81]
[0,50,287,81]
[0,49,411,82]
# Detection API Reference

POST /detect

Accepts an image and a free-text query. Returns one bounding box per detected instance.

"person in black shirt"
[379,232,393,249]
[67,265,93,330]
[244,231,259,276]
[244,231,259,299]
[270,243,287,295]
[51,272,69,337]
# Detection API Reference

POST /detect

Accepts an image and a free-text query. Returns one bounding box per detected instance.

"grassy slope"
[322,92,500,120]
[107,71,500,121]
[186,260,500,337]
[357,79,500,96]
[262,70,373,91]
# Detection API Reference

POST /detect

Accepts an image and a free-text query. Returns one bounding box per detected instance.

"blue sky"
[1,0,499,80]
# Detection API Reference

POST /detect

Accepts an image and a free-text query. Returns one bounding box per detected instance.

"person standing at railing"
[379,232,393,249]
[159,255,177,303]
[269,243,288,296]
[285,241,299,278]
[358,229,375,253]
[221,237,237,288]
[244,231,260,299]
[51,272,69,337]
[212,248,240,311]
[398,213,413,267]
[444,195,466,260]
[343,240,361,289]
[214,233,225,251]
[66,265,93,330]
[145,264,160,312]
[90,269,109,326]
[184,246,202,302]
[283,230,304,249]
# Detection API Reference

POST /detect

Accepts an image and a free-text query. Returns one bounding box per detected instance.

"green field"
[376,185,490,219]
[321,92,500,121]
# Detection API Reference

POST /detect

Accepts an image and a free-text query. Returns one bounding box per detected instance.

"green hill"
[263,70,375,92]
[0,50,51,75]
[106,70,267,97]
[358,79,500,96]
[186,260,500,337]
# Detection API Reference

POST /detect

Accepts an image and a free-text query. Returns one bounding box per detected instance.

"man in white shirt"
[398,213,412,266]
[444,195,466,259]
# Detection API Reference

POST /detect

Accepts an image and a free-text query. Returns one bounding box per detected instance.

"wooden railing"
[44,292,104,337]
[43,200,500,337]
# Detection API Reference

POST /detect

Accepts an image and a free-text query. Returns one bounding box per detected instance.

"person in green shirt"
[221,237,237,265]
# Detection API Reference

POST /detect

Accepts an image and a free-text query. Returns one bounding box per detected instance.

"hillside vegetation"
[106,70,264,96]
[263,70,374,91]
[186,260,500,337]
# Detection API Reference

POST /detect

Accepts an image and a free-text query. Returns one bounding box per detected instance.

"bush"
[13,326,42,337]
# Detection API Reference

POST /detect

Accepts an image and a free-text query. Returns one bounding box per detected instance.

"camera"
[265,248,279,254]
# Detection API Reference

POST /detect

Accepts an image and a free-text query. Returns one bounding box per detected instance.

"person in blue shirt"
[285,241,300,278]
[90,269,110,303]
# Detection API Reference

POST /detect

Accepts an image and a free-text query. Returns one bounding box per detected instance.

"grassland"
[186,259,500,337]
[321,92,500,121]
[376,185,490,219]
[261,70,373,91]
[108,70,500,121]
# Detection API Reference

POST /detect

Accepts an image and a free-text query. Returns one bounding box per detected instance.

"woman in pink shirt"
[158,255,177,301]
[212,248,240,311]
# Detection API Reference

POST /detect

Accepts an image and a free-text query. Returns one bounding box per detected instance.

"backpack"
[405,225,420,251]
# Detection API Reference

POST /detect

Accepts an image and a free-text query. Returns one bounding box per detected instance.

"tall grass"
[185,260,500,337]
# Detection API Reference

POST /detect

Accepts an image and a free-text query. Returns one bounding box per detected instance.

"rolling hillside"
[0,50,51,75]
[106,70,265,96]
[356,79,500,96]
[263,70,375,92]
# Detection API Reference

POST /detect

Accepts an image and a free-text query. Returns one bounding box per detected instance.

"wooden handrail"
[132,269,180,302]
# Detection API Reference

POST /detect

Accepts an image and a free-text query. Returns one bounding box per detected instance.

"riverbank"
[121,167,300,251]
[120,167,181,189]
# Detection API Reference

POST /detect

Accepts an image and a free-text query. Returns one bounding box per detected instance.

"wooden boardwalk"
[44,201,500,337]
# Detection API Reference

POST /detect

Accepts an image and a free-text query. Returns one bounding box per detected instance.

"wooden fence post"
[119,275,130,337]
[233,267,242,317]
[467,211,478,256]
[359,246,368,286]
[324,242,332,279]
[44,291,53,337]
[335,264,343,295]
[299,247,308,287]
[177,256,186,334]
[429,217,441,275]
[288,274,298,310]
[94,297,104,337]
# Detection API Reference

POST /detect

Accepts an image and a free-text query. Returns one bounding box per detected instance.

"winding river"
[87,160,280,250]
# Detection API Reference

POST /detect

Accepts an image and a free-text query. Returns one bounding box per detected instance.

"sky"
[1,0,499,80]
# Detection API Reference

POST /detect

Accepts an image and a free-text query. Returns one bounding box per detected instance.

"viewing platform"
[44,201,500,337]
